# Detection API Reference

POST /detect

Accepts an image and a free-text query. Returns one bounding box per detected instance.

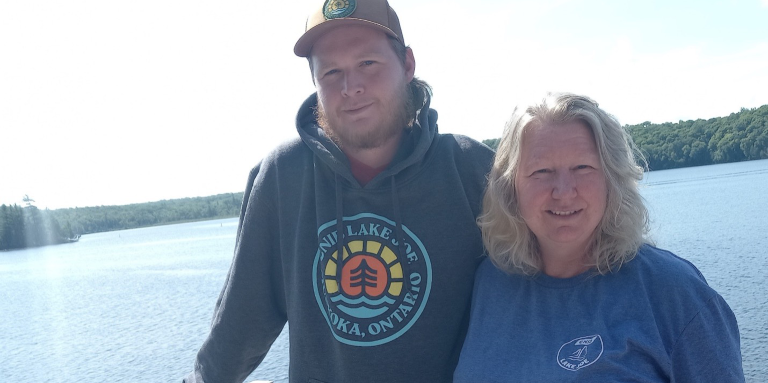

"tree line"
[482,104,768,171]
[0,204,77,251]
[1,193,243,251]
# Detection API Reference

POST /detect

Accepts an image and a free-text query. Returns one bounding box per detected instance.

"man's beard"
[316,82,414,151]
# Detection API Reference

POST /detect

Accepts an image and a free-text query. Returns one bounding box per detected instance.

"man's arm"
[185,163,288,383]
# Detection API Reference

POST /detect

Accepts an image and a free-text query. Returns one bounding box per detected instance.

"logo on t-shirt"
[313,213,432,346]
[557,335,604,371]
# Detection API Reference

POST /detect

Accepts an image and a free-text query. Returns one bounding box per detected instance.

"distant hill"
[0,204,80,251]
[482,104,768,171]
[50,192,245,235]
[1,193,244,251]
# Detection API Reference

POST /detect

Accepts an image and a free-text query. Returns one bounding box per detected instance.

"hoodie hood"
[295,91,438,189]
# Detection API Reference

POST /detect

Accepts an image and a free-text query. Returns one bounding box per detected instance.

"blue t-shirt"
[454,245,744,382]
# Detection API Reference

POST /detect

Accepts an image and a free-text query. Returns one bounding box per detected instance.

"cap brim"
[294,18,399,57]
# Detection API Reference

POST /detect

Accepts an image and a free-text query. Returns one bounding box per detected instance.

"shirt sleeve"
[670,293,745,383]
[184,163,288,383]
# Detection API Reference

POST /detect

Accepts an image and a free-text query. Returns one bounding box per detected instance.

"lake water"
[1,159,767,382]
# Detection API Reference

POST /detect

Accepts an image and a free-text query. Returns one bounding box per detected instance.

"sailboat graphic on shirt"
[568,346,589,362]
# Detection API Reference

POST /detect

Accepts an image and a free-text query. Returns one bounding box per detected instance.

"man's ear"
[404,47,415,82]
[308,57,317,86]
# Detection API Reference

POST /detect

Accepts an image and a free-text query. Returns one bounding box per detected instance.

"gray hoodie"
[186,91,494,383]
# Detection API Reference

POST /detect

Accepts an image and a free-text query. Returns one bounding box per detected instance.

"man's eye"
[323,69,340,77]
[361,60,375,66]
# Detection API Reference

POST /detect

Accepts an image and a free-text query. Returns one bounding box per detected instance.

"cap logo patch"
[323,0,356,19]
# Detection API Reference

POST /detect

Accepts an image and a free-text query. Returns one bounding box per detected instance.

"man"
[184,0,493,382]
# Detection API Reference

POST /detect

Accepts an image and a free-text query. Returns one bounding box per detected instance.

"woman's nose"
[552,172,577,200]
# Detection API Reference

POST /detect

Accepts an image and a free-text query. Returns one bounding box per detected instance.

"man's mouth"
[344,103,373,113]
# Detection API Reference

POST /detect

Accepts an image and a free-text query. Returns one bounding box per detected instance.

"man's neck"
[342,130,403,169]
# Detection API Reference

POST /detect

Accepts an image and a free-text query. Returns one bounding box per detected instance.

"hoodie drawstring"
[391,177,406,261]
[335,173,345,262]
[333,174,406,266]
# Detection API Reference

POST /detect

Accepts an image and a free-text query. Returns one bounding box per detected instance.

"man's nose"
[341,72,364,97]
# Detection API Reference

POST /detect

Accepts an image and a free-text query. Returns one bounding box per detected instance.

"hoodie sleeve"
[184,162,288,383]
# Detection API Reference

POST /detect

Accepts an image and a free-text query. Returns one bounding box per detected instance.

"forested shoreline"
[3,105,766,251]
[482,104,768,170]
[0,193,243,251]
[0,204,78,251]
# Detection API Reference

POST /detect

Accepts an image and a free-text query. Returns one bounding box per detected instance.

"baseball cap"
[294,0,404,57]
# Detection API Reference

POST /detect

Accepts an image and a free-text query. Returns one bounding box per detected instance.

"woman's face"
[515,121,608,263]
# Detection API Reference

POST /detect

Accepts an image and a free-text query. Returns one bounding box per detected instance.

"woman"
[454,93,744,382]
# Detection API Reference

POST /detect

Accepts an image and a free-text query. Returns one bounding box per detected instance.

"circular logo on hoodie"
[313,213,432,346]
[323,0,356,19]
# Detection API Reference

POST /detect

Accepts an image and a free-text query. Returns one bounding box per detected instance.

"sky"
[1,0,767,210]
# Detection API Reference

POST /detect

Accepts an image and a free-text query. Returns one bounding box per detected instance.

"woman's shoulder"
[633,244,706,278]
[474,257,528,289]
[476,257,511,281]
[625,244,718,303]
